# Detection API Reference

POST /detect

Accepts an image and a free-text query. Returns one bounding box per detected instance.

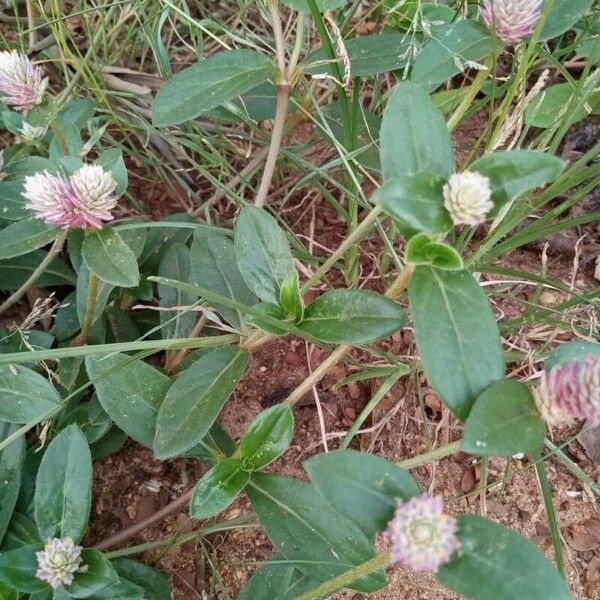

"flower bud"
[387,494,460,572]
[443,171,493,226]
[535,356,600,427]
[36,537,84,589]
[481,0,544,45]
[0,50,47,113]
[20,122,48,143]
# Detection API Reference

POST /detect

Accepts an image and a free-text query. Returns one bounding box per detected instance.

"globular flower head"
[68,165,118,228]
[0,50,47,113]
[535,356,600,427]
[481,0,544,45]
[23,165,118,229]
[387,494,460,572]
[36,537,84,589]
[443,171,494,226]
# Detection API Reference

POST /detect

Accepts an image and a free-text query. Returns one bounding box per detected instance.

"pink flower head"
[387,494,460,572]
[481,0,543,45]
[535,356,600,427]
[0,50,47,113]
[36,537,84,589]
[23,164,118,229]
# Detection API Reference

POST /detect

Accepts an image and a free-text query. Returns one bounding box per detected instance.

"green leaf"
[85,353,171,448]
[190,229,257,329]
[248,474,385,592]
[545,341,600,371]
[279,271,304,322]
[0,582,18,600]
[408,267,505,420]
[380,82,454,181]
[305,450,419,537]
[65,550,119,598]
[437,515,570,600]
[2,511,41,550]
[542,0,594,40]
[152,49,273,126]
[234,206,295,304]
[298,289,405,344]
[0,219,58,260]
[374,174,453,234]
[525,82,600,128]
[96,148,128,196]
[111,558,173,600]
[0,424,25,544]
[157,243,196,340]
[247,302,289,336]
[34,425,92,542]
[0,545,46,593]
[82,228,140,288]
[304,33,412,77]
[189,457,249,519]
[0,181,28,222]
[240,405,294,471]
[0,250,75,289]
[470,151,565,214]
[462,380,545,457]
[281,0,347,12]
[2,157,55,180]
[0,365,61,424]
[154,347,249,458]
[405,233,464,270]
[412,20,495,91]
[239,559,319,600]
[76,265,113,329]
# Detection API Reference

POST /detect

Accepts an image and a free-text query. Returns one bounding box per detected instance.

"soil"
[86,115,600,600]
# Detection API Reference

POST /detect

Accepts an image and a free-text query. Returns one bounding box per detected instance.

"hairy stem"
[0,230,68,317]
[50,120,70,155]
[72,271,99,346]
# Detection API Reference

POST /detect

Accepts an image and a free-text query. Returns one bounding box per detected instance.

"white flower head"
[481,0,544,45]
[23,170,74,226]
[36,537,84,589]
[69,164,118,228]
[387,494,460,572]
[443,171,494,226]
[0,50,47,113]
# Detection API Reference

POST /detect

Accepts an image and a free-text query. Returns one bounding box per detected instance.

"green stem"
[295,552,391,600]
[397,440,461,470]
[50,120,69,155]
[544,439,600,496]
[532,449,565,576]
[73,271,99,346]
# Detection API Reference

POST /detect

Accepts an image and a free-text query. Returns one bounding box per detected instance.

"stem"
[165,314,207,373]
[386,264,415,300]
[397,440,461,470]
[295,552,391,600]
[72,271,99,346]
[533,449,565,576]
[50,120,69,155]
[0,230,68,317]
[544,439,600,495]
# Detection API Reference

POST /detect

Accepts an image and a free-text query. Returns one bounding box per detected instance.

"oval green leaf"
[152,49,273,126]
[85,353,171,448]
[305,450,420,537]
[408,267,505,420]
[545,340,600,371]
[247,474,385,592]
[0,219,58,260]
[0,545,46,594]
[82,228,140,288]
[437,515,571,600]
[154,347,249,459]
[380,81,454,181]
[240,405,294,471]
[542,0,594,40]
[189,457,249,519]
[234,206,295,304]
[65,550,119,598]
[298,289,405,344]
[405,233,464,270]
[462,380,545,457]
[0,364,61,424]
[34,425,92,542]
[111,558,173,600]
[282,0,347,12]
[0,423,25,545]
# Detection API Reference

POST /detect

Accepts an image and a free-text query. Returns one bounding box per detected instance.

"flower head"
[19,122,48,142]
[443,171,493,226]
[36,537,84,589]
[535,356,600,427]
[23,164,118,229]
[387,494,460,572]
[481,0,543,45]
[0,50,47,113]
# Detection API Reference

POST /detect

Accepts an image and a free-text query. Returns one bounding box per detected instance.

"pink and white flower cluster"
[535,356,600,427]
[36,537,85,589]
[481,0,544,45]
[23,164,118,229]
[0,50,47,113]
[387,494,460,572]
